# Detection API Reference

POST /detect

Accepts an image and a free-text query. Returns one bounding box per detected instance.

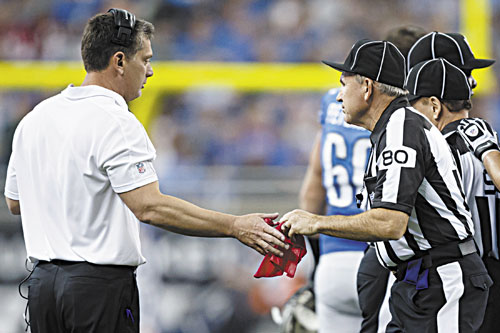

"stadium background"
[0,0,498,332]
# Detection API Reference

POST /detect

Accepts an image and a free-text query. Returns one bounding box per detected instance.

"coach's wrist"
[227,215,241,238]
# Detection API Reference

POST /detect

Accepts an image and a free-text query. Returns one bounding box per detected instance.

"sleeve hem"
[112,175,158,194]
[371,201,412,215]
[4,190,19,200]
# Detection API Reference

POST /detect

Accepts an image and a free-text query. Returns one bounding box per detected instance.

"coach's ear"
[429,96,442,121]
[111,52,126,75]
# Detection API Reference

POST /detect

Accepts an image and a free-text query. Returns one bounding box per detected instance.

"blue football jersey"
[319,89,371,254]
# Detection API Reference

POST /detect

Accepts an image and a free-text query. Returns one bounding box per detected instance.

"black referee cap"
[407,32,495,73]
[322,39,406,89]
[405,58,471,102]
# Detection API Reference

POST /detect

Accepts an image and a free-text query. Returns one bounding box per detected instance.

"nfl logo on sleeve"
[465,124,480,141]
[135,162,146,174]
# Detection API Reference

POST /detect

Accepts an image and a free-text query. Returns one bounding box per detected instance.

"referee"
[407,32,500,333]
[281,39,492,332]
[407,59,500,333]
[355,26,428,333]
[407,58,500,333]
[3,9,287,332]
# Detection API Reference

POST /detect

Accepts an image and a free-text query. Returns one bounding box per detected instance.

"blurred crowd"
[152,91,319,172]
[140,0,482,63]
[1,0,500,332]
[0,0,465,62]
[1,0,499,170]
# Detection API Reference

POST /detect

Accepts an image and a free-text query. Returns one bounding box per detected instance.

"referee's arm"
[483,151,500,191]
[119,181,288,257]
[5,197,20,215]
[280,207,408,242]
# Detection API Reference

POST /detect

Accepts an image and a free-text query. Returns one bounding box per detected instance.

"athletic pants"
[479,257,500,333]
[27,260,139,333]
[314,251,364,333]
[387,252,491,333]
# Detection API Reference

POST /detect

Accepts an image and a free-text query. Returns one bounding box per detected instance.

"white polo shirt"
[4,85,158,266]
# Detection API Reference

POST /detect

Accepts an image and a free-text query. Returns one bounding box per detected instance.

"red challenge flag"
[254,218,307,278]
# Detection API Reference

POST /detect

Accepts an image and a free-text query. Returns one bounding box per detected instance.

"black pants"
[479,257,500,333]
[387,252,491,333]
[27,260,139,333]
[357,246,392,333]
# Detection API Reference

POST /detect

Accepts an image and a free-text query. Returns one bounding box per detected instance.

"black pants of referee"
[479,257,500,333]
[386,252,491,333]
[357,245,392,333]
[27,260,139,333]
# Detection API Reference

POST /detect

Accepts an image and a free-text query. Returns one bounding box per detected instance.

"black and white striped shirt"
[443,120,500,260]
[364,97,473,267]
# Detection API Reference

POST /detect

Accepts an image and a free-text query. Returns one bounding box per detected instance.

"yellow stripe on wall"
[0,61,340,91]
[461,0,497,94]
[0,61,341,130]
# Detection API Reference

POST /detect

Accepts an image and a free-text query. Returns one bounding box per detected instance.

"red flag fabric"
[254,219,307,278]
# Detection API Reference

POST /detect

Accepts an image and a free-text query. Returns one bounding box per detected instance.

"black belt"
[394,237,477,283]
[37,259,137,273]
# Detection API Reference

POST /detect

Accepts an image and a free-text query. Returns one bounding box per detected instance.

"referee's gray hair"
[353,74,408,97]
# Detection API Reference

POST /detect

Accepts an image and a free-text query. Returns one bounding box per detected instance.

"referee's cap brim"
[464,58,495,70]
[322,60,355,74]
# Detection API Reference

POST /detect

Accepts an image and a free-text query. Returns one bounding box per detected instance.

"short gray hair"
[353,74,408,98]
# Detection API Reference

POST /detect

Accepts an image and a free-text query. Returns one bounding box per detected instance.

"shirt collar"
[441,119,461,136]
[61,84,128,110]
[370,96,410,145]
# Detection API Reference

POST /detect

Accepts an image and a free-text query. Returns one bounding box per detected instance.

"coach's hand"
[457,118,500,161]
[280,209,319,239]
[232,213,288,256]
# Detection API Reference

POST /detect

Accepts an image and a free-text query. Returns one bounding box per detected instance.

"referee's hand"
[279,209,319,239]
[457,118,500,161]
[232,213,288,256]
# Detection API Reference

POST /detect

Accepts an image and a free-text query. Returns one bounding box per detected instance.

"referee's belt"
[393,237,477,290]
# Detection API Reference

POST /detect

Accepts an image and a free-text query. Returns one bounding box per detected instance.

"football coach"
[281,39,492,332]
[3,9,287,332]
